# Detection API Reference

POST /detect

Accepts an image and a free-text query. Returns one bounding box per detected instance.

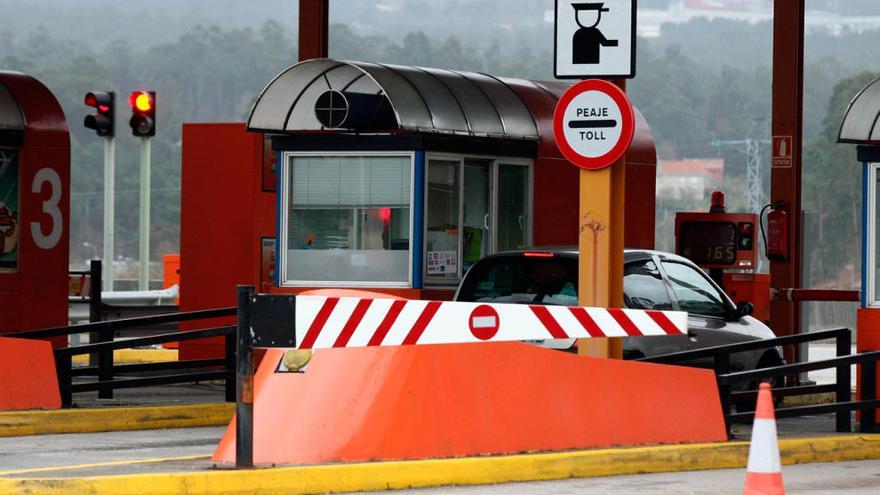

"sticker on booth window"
[0,148,19,271]
[427,250,457,275]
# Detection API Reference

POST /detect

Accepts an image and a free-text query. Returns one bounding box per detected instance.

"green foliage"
[1,14,875,288]
[801,70,877,284]
[1,21,295,268]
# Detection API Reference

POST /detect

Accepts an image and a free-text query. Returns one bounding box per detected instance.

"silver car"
[453,247,783,376]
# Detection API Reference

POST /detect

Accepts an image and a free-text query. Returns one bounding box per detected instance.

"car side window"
[661,262,728,318]
[623,259,673,310]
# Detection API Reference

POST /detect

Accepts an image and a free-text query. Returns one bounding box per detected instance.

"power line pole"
[745,138,763,215]
[711,134,769,214]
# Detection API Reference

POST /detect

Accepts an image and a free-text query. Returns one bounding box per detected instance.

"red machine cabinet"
[0,72,70,342]
[675,212,759,270]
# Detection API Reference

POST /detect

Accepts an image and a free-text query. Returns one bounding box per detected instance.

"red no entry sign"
[468,304,500,341]
[553,79,635,170]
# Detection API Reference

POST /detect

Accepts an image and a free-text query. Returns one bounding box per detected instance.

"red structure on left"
[0,71,70,342]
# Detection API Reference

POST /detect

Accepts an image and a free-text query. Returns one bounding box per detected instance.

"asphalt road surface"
[0,426,226,475]
[357,460,880,495]
[1,424,876,493]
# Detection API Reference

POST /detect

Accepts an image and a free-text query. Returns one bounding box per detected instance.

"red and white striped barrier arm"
[293,296,687,349]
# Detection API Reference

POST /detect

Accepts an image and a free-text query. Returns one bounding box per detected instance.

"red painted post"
[770,1,805,368]
[299,0,329,61]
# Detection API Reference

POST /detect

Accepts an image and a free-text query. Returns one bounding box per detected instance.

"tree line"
[0,17,872,286]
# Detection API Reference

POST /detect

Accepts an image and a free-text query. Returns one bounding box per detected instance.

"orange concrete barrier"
[213,341,727,465]
[0,337,61,410]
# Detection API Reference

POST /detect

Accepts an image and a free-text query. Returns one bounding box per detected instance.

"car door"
[659,260,756,370]
[622,257,688,357]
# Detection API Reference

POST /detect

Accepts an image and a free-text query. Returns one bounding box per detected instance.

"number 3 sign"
[30,167,63,250]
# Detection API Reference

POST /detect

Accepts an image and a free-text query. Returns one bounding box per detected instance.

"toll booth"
[179,59,658,359]
[839,75,880,419]
[0,72,70,339]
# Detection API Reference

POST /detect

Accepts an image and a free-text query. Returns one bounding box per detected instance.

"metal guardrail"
[636,328,878,435]
[10,268,236,406]
[68,260,180,333]
[51,325,236,406]
[772,288,860,302]
[720,351,879,433]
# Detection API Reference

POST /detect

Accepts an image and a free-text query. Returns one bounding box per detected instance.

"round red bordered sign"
[468,305,500,341]
[553,79,635,170]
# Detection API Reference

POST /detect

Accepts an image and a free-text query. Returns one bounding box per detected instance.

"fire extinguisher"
[762,201,788,261]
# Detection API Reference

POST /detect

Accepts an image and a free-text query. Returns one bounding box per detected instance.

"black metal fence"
[69,260,179,332]
[637,328,878,435]
[68,259,103,325]
[10,306,236,407]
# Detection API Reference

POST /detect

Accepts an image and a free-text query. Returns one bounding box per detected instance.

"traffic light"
[83,91,114,137]
[128,90,156,137]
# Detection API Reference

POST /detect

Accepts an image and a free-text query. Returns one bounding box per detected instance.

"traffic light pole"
[102,135,115,291]
[138,137,151,291]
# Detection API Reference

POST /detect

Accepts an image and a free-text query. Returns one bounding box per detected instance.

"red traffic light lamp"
[83,91,114,137]
[128,90,156,137]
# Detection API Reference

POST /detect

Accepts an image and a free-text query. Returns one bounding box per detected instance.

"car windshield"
[457,255,578,305]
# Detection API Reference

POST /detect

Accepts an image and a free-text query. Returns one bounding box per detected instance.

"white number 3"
[30,168,63,250]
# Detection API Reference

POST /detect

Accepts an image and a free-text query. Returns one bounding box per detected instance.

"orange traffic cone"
[743,382,784,495]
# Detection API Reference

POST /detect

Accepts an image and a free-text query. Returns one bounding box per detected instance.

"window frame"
[658,259,735,320]
[867,163,880,306]
[423,152,533,287]
[278,150,416,288]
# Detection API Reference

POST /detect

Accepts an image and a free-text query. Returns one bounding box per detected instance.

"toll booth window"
[497,164,530,251]
[426,159,461,283]
[0,148,18,272]
[282,154,412,286]
[425,156,532,285]
[874,166,880,304]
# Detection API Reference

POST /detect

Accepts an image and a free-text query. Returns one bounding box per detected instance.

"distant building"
[636,0,880,38]
[656,158,724,201]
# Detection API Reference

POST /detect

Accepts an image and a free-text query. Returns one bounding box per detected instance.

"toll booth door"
[463,159,491,273]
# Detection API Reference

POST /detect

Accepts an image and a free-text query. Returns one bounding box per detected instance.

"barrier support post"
[236,285,255,468]
[714,352,731,436]
[225,329,236,403]
[836,331,852,432]
[86,260,113,399]
[56,352,72,408]
[862,360,877,433]
[88,259,103,324]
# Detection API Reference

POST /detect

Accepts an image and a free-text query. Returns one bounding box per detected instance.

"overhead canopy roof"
[248,59,656,166]
[839,75,880,144]
[248,59,539,139]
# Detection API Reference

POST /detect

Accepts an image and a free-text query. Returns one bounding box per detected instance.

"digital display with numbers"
[678,221,737,265]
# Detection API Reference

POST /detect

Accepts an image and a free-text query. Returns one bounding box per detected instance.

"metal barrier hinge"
[250,294,296,348]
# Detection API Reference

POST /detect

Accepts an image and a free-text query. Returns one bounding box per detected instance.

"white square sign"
[554,0,637,79]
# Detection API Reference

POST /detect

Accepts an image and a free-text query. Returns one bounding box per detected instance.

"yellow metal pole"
[576,80,626,359]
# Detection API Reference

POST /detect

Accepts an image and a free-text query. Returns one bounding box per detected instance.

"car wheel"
[733,351,784,413]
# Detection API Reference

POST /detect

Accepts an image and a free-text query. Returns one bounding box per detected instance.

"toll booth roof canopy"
[248,58,545,140]
[839,75,880,144]
[248,58,656,165]
[0,81,24,132]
